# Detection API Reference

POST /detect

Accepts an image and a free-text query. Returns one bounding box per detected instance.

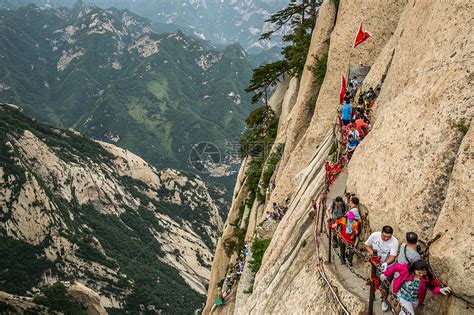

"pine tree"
[245,60,289,104]
[260,0,318,41]
[246,0,319,103]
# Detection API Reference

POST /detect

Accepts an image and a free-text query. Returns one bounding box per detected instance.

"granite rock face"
[205,0,473,313]
[0,104,222,310]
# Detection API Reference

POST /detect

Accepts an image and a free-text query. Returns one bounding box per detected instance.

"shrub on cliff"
[250,238,271,273]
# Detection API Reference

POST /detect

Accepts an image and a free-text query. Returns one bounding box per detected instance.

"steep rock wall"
[260,0,405,268]
[203,158,251,314]
[207,0,473,313]
[272,0,405,208]
[347,0,473,312]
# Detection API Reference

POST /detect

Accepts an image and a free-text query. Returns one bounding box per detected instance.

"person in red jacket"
[381,260,451,315]
[332,211,359,266]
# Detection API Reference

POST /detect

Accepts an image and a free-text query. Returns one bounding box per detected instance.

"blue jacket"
[348,138,359,149]
[341,103,352,120]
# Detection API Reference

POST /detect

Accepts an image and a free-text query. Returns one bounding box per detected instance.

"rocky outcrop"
[0,291,47,314]
[203,158,251,314]
[206,0,473,313]
[0,104,222,312]
[67,282,107,315]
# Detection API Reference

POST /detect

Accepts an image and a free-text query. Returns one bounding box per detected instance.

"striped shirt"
[399,279,420,302]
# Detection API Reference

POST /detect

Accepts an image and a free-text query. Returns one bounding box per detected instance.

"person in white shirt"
[365,226,399,266]
[348,124,360,141]
[365,226,399,312]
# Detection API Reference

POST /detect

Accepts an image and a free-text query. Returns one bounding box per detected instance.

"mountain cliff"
[205,0,473,314]
[0,103,222,313]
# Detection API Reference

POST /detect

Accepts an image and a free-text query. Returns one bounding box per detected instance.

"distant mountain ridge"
[0,0,289,53]
[0,3,256,176]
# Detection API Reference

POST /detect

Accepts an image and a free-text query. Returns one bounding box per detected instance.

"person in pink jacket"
[381,260,451,314]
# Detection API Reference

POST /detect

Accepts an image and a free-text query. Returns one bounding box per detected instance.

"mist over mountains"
[0,0,289,53]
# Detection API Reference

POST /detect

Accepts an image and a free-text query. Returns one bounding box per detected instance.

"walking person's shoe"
[381,300,389,312]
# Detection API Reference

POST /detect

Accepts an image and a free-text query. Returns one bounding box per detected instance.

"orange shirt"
[355,119,369,135]
[334,217,359,242]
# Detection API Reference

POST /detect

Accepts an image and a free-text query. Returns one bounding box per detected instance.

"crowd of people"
[264,201,289,221]
[327,195,452,314]
[326,81,452,314]
[338,82,379,160]
[215,77,453,312]
[222,243,249,296]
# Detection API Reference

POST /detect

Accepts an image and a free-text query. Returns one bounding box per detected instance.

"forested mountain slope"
[0,103,222,313]
[0,3,255,173]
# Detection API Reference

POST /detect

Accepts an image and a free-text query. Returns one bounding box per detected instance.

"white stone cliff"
[205,0,473,314]
[0,106,223,310]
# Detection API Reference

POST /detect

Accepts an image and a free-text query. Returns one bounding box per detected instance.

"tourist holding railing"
[381,260,451,315]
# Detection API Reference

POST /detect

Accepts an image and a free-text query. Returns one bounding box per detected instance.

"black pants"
[338,240,354,264]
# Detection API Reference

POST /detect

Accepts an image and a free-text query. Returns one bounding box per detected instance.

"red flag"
[339,75,347,105]
[353,23,371,48]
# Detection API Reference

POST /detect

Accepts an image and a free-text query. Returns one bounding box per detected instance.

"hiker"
[332,211,359,266]
[358,94,365,106]
[354,115,370,137]
[347,196,361,221]
[366,87,376,102]
[365,226,399,312]
[349,124,360,141]
[380,260,451,315]
[398,232,421,264]
[346,134,359,159]
[365,226,399,269]
[350,76,359,89]
[326,196,347,221]
[341,99,353,126]
[347,82,356,96]
[264,211,272,221]
[379,232,422,310]
[272,202,278,212]
[326,196,348,247]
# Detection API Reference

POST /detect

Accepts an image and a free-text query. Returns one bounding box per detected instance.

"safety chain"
[427,260,474,309]
[312,195,351,315]
[327,225,425,315]
[329,241,371,282]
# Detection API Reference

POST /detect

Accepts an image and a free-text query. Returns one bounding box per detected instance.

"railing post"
[328,226,332,263]
[368,260,376,315]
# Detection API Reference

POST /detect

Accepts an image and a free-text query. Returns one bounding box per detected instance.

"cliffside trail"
[205,0,472,313]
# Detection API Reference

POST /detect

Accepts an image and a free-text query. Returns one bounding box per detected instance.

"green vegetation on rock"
[34,283,87,315]
[0,4,256,172]
[249,238,271,273]
[0,233,53,295]
[0,105,218,313]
